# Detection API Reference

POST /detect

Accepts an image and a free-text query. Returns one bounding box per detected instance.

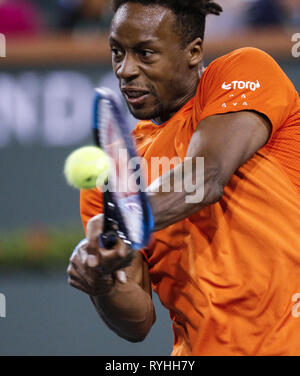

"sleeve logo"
[222,80,261,92]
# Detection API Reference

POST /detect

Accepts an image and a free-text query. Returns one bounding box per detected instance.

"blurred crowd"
[206,0,300,39]
[0,0,299,39]
[0,0,112,37]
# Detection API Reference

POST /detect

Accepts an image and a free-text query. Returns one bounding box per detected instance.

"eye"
[139,50,154,59]
[111,47,124,60]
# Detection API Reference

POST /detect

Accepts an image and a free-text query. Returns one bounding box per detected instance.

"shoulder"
[198,47,285,94]
[208,47,276,69]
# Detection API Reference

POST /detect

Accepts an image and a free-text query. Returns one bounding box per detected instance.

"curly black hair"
[112,0,223,46]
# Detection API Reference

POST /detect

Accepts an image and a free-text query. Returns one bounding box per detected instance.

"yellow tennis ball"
[64,146,110,190]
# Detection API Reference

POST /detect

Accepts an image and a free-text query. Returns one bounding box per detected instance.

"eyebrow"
[109,36,120,46]
[109,36,158,49]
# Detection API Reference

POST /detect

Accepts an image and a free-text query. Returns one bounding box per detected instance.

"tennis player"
[67,0,300,355]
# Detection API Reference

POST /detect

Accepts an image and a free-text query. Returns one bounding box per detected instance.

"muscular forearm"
[90,279,155,342]
[147,112,271,232]
[147,159,223,231]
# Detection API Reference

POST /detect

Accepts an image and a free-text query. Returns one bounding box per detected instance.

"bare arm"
[147,111,271,231]
[67,214,155,342]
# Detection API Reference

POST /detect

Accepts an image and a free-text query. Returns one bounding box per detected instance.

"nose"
[115,53,139,81]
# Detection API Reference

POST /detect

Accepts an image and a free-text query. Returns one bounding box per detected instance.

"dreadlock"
[111,0,223,46]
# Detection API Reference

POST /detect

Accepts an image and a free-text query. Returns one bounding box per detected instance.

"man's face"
[109,3,197,122]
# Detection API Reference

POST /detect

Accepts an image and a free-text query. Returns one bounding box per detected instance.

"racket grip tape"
[99,231,118,249]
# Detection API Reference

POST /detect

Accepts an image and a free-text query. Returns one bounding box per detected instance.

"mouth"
[122,88,150,106]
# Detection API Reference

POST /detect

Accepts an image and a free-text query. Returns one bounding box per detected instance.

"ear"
[186,37,203,68]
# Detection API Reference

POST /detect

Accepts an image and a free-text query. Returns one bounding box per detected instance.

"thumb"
[86,214,105,267]
[86,213,104,250]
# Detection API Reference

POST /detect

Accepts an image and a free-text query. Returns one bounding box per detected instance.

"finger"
[68,256,99,289]
[68,263,101,289]
[69,247,93,275]
[86,238,131,270]
[67,264,89,287]
[68,276,90,294]
[104,251,134,270]
[70,238,88,262]
[68,273,89,290]
[73,239,101,268]
[77,246,100,268]
[87,254,100,268]
[68,261,114,295]
[100,238,131,263]
[70,246,110,284]
[99,251,134,276]
[115,237,130,257]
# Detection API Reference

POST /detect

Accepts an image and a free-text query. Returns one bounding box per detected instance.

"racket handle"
[99,231,118,249]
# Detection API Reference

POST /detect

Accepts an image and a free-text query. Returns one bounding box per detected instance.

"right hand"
[67,214,134,296]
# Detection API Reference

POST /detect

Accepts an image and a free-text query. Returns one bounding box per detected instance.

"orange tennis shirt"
[80,48,300,355]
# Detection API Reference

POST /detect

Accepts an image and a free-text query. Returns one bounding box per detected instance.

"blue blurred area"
[248,0,283,26]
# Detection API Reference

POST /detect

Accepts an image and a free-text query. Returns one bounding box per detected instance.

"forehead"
[110,3,179,45]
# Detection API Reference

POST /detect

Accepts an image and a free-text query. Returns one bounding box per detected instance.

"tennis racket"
[93,87,154,251]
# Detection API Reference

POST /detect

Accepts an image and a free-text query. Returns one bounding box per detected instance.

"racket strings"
[95,89,150,249]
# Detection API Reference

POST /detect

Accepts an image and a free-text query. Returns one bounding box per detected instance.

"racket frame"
[93,88,153,251]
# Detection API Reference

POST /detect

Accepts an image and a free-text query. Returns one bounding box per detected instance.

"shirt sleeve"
[195,47,297,137]
[80,188,103,234]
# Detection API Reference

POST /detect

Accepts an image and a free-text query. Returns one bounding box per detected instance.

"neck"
[153,71,202,124]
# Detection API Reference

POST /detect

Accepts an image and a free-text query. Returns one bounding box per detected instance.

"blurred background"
[0,0,299,355]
